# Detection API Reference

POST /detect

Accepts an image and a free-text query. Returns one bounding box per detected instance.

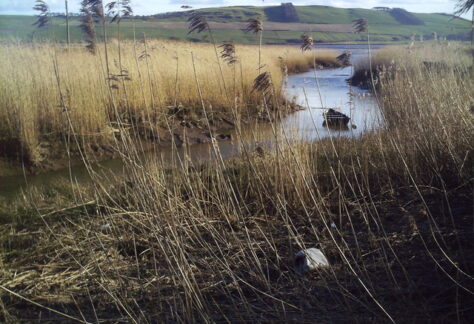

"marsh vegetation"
[0,40,341,170]
[0,4,473,323]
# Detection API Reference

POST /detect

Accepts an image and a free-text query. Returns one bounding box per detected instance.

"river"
[0,44,382,201]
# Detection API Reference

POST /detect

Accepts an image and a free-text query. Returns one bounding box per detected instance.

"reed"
[283,49,343,74]
[350,42,473,89]
[245,17,264,74]
[0,41,338,164]
[79,1,97,54]
[0,33,474,323]
[1,43,472,323]
[32,0,50,29]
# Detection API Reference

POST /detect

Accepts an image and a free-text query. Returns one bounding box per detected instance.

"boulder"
[323,108,350,127]
[295,248,329,273]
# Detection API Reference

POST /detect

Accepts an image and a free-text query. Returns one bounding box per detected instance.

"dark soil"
[1,183,472,323]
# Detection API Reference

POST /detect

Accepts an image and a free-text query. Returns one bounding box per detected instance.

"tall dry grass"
[350,42,473,89]
[0,40,338,164]
[1,44,473,322]
[284,48,344,73]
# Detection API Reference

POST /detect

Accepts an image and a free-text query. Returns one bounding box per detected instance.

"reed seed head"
[454,0,474,16]
[353,18,368,33]
[138,52,150,61]
[82,0,105,18]
[80,2,97,54]
[252,72,272,97]
[245,18,263,34]
[187,11,209,34]
[300,34,313,52]
[106,0,133,23]
[219,42,238,65]
[32,0,50,28]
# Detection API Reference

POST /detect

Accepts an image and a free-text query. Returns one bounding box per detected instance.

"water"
[282,67,380,141]
[0,44,382,201]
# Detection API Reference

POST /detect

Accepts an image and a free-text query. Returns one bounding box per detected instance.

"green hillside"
[0,4,471,44]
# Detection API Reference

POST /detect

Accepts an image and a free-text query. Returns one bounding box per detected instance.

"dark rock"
[322,109,350,127]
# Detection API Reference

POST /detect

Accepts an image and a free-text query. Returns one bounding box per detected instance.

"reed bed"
[284,48,345,73]
[1,43,473,322]
[0,40,339,165]
[350,42,474,88]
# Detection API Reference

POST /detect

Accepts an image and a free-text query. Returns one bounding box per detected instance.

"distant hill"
[0,3,470,44]
[264,3,299,22]
[388,8,424,25]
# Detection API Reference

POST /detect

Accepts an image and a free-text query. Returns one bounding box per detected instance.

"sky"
[0,0,468,18]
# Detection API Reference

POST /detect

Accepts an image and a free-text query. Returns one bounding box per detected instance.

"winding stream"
[0,45,382,201]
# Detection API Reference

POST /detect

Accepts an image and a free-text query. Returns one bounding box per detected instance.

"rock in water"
[322,108,350,127]
[295,248,329,273]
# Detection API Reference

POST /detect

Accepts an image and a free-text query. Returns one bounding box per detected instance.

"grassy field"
[0,39,340,168]
[0,4,471,44]
[0,42,473,322]
[0,15,378,44]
